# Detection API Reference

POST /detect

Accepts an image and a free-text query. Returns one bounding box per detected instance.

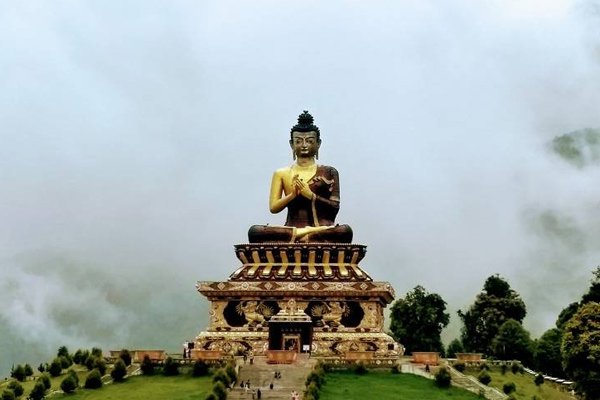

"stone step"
[229,355,315,400]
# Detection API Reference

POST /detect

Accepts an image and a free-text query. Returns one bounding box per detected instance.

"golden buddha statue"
[248,111,353,243]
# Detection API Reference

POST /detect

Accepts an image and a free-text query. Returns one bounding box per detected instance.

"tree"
[48,358,62,377]
[84,369,103,389]
[38,373,51,390]
[140,355,154,376]
[434,367,451,388]
[446,338,464,358]
[162,357,179,376]
[60,375,78,394]
[7,381,23,397]
[11,365,26,382]
[556,302,580,330]
[389,286,450,354]
[118,349,132,366]
[192,360,209,377]
[492,319,534,364]
[458,275,526,355]
[29,382,46,400]
[24,363,34,377]
[111,359,127,382]
[562,302,600,400]
[534,328,563,377]
[1,390,15,400]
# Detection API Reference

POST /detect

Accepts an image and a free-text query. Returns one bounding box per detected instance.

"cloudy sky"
[2,0,600,376]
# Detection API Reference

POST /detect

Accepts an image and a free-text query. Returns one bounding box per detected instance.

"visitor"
[269,382,273,390]
[257,388,262,399]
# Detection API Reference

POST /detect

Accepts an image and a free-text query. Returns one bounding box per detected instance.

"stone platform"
[195,243,402,359]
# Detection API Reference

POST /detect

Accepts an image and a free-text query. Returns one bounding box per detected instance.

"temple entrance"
[268,320,312,353]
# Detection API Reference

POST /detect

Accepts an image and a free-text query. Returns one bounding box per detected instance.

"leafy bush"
[78,350,90,366]
[73,349,84,364]
[140,355,154,376]
[500,364,508,375]
[212,369,230,386]
[111,359,127,382]
[37,363,45,373]
[352,362,368,375]
[205,394,217,400]
[93,357,107,375]
[534,373,544,386]
[60,374,78,394]
[306,371,324,389]
[212,381,227,400]
[57,346,70,358]
[119,349,132,366]
[453,362,465,372]
[1,390,15,400]
[434,367,451,388]
[59,356,72,369]
[163,357,179,376]
[38,373,51,390]
[306,382,320,399]
[84,369,103,389]
[24,363,34,377]
[391,364,400,374]
[7,381,24,397]
[192,360,209,377]
[48,359,62,377]
[503,382,516,394]
[479,363,489,371]
[225,363,237,384]
[478,371,491,385]
[511,363,520,374]
[29,382,46,400]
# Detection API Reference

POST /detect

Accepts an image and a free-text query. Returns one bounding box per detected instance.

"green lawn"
[52,375,213,400]
[462,367,574,400]
[319,371,481,400]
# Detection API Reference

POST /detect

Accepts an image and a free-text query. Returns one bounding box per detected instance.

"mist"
[2,0,600,376]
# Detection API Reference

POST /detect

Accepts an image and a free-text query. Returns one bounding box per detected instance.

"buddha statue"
[248,111,353,243]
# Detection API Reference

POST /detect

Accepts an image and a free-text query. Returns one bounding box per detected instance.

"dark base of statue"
[248,224,353,243]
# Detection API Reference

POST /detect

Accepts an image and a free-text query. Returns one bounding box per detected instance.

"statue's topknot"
[290,110,320,139]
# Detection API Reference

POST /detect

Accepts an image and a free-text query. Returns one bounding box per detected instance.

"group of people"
[290,390,300,400]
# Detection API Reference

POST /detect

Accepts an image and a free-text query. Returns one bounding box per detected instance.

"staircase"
[445,364,507,400]
[229,355,316,400]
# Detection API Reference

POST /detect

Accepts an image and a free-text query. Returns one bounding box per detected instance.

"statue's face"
[290,131,320,158]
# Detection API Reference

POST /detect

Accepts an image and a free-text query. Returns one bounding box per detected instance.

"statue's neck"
[295,156,316,167]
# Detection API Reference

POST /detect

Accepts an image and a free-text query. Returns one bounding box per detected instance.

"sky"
[2,0,600,376]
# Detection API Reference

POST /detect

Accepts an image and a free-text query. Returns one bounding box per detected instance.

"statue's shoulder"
[317,165,339,176]
[273,166,292,175]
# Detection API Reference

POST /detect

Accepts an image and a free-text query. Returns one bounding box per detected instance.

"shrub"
[391,364,400,374]
[60,374,78,394]
[352,362,368,375]
[478,371,491,385]
[140,355,154,376]
[212,369,230,386]
[225,363,237,384]
[511,363,520,374]
[78,350,90,365]
[212,381,227,400]
[534,373,544,386]
[503,382,516,394]
[434,367,451,388]
[479,363,489,371]
[306,371,324,389]
[48,359,62,377]
[59,356,72,369]
[57,346,70,358]
[111,359,127,382]
[93,358,107,376]
[37,363,45,373]
[192,360,209,377]
[11,365,26,382]
[205,394,218,400]
[67,369,80,386]
[24,363,34,377]
[7,381,24,397]
[73,349,84,364]
[38,373,51,390]
[1,390,15,400]
[316,361,333,373]
[84,369,103,389]
[118,349,132,366]
[91,347,103,358]
[453,362,465,372]
[306,382,320,399]
[500,364,508,375]
[29,382,46,400]
[163,357,179,376]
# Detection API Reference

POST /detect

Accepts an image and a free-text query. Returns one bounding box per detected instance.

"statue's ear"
[289,139,294,148]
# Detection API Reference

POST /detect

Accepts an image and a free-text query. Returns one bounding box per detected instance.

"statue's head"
[290,111,321,159]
